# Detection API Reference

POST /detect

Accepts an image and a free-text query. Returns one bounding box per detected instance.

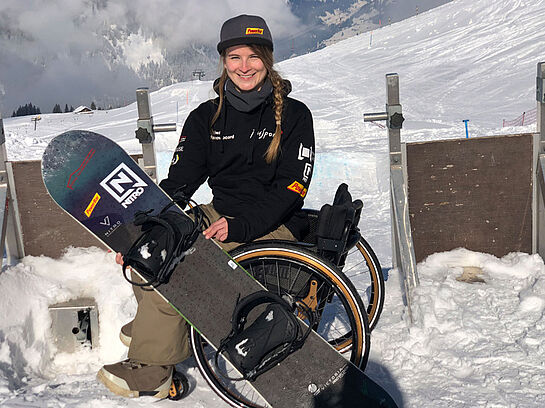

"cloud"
[0,0,303,115]
[0,0,302,63]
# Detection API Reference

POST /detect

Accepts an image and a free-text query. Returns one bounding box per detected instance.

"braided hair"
[212,44,286,164]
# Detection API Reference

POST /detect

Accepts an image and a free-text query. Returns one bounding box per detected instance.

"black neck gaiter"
[225,78,273,112]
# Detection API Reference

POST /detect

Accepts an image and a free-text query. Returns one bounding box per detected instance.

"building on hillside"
[73,106,93,114]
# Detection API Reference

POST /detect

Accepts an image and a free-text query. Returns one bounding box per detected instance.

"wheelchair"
[189,184,385,408]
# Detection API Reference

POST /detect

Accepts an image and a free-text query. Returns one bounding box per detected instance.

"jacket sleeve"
[226,103,315,242]
[159,109,208,199]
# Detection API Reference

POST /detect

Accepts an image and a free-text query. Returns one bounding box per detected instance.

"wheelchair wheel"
[191,242,370,408]
[301,209,385,331]
[342,236,385,331]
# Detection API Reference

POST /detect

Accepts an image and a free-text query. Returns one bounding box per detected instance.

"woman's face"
[224,45,267,92]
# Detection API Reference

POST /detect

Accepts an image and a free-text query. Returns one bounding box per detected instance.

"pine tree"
[12,102,41,117]
[53,104,62,113]
[90,101,97,110]
[64,104,70,113]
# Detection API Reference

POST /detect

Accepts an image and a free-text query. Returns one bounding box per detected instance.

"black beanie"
[217,14,273,54]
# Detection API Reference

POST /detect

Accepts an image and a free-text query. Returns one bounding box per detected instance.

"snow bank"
[0,248,134,390]
[371,249,545,407]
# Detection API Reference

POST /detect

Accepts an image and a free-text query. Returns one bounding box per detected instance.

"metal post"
[135,88,178,183]
[535,62,545,258]
[538,62,545,142]
[135,88,158,182]
[364,73,418,322]
[463,119,470,138]
[0,115,7,265]
[386,74,402,166]
[0,115,24,266]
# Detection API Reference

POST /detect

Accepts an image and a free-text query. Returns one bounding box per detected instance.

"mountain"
[282,0,452,57]
[0,0,451,117]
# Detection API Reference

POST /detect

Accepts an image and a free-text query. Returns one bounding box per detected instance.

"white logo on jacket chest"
[250,128,274,139]
[210,134,235,140]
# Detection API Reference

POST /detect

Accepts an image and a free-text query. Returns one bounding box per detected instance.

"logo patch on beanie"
[246,27,264,35]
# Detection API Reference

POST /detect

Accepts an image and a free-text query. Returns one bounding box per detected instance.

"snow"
[1,0,545,406]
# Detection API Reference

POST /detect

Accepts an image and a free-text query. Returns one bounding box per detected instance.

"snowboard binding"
[216,291,315,382]
[122,190,206,288]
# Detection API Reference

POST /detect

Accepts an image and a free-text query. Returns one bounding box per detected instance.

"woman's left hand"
[203,217,229,242]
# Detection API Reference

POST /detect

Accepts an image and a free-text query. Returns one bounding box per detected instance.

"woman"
[97,14,315,398]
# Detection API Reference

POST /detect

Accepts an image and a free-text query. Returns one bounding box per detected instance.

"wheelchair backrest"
[301,184,362,266]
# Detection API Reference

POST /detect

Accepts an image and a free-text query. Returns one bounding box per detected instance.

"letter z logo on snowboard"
[100,163,147,208]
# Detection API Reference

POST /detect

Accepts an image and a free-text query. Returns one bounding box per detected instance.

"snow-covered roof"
[73,105,93,114]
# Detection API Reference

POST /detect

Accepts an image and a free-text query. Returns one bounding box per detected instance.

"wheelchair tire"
[342,236,385,331]
[190,241,370,408]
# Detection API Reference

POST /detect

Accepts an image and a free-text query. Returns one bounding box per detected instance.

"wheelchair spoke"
[275,260,281,296]
[192,332,268,408]
[287,262,301,294]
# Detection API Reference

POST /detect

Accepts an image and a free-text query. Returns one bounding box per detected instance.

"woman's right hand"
[115,252,124,266]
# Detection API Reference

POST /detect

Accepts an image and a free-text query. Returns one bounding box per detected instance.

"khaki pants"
[127,203,295,365]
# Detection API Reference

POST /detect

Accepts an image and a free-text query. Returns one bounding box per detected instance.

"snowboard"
[41,130,398,408]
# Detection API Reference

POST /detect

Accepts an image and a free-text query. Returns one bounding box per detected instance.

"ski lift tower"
[193,70,205,81]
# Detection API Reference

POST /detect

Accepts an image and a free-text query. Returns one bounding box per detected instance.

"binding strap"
[215,291,314,382]
[121,194,204,288]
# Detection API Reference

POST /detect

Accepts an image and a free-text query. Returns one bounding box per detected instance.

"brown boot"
[97,359,173,398]
[119,321,132,347]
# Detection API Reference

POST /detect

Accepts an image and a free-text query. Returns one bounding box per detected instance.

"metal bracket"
[49,298,99,352]
[363,112,388,123]
[388,106,404,129]
[363,105,405,130]
[135,125,153,144]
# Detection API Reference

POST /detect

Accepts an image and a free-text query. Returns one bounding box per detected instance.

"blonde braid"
[264,70,285,163]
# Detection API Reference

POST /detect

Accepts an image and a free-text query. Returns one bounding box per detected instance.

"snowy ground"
[1,0,545,406]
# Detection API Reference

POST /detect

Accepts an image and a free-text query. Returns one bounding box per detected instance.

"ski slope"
[1,0,545,406]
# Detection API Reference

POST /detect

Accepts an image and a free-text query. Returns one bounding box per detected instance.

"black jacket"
[160,87,315,243]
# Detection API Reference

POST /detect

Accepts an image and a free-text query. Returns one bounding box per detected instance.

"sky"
[0,0,302,116]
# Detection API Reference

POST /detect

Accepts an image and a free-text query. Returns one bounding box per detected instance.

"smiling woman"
[97,13,316,400]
